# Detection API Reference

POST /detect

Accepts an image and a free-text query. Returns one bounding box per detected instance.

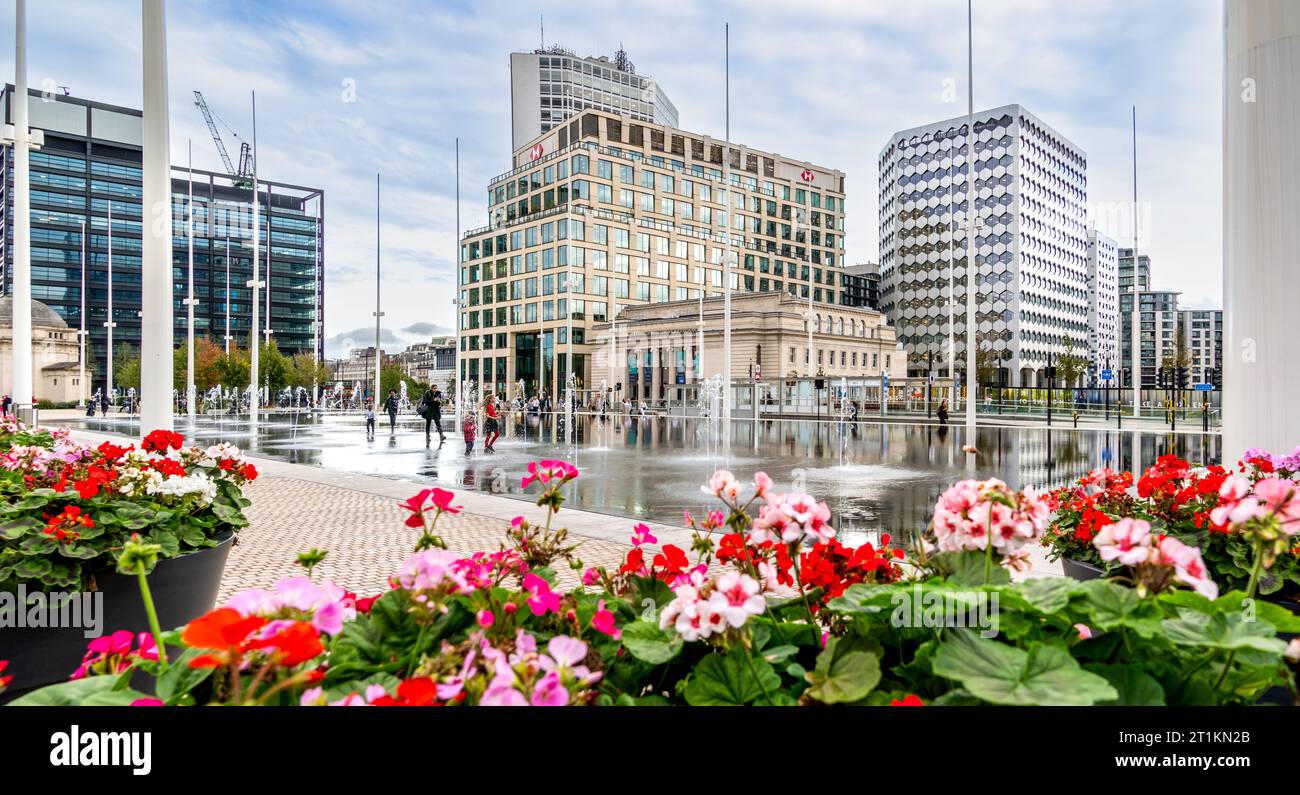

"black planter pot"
[1060,557,1105,581]
[0,530,235,704]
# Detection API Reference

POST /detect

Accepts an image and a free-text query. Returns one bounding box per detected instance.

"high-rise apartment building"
[509,47,679,151]
[1086,227,1119,385]
[879,105,1089,387]
[0,87,324,391]
[1118,247,1151,295]
[459,108,846,400]
[1179,309,1223,387]
[1120,288,1180,388]
[840,262,881,310]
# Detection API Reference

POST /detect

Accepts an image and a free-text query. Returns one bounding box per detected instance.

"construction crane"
[193,90,253,185]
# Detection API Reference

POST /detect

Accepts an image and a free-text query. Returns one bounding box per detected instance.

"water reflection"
[61,412,1220,544]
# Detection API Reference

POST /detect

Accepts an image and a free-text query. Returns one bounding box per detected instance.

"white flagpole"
[186,139,196,420]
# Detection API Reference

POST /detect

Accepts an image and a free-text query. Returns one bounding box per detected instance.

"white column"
[1223,0,1300,459]
[249,91,260,427]
[185,140,196,420]
[11,0,32,414]
[139,0,173,436]
[78,221,86,407]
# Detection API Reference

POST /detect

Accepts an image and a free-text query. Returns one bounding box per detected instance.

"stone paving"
[228,472,639,601]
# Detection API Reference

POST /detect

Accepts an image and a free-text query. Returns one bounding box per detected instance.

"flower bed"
[1044,449,1300,603]
[9,457,1299,707]
[0,422,257,592]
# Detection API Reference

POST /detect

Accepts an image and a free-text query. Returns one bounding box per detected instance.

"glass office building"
[0,87,324,391]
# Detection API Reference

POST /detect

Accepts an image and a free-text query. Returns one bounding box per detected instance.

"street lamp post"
[224,235,232,354]
[721,22,734,423]
[248,90,261,427]
[185,140,197,421]
[105,203,116,402]
[962,0,979,459]
[77,220,87,409]
[374,173,383,409]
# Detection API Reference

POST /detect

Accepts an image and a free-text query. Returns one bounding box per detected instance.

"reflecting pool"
[60,412,1220,545]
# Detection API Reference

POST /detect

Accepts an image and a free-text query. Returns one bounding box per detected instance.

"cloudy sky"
[1,0,1222,357]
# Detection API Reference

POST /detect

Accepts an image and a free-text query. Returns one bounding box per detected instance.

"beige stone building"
[588,291,905,403]
[458,108,847,401]
[0,297,91,404]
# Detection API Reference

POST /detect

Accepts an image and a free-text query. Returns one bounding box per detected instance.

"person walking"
[1,395,11,417]
[384,389,400,435]
[937,398,949,425]
[482,394,500,452]
[419,387,445,444]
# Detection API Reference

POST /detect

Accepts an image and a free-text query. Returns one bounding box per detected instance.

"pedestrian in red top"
[462,411,477,455]
[483,395,500,452]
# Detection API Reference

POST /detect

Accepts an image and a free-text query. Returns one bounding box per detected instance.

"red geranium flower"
[182,608,269,668]
[247,621,324,667]
[652,545,689,581]
[890,694,924,706]
[142,429,184,453]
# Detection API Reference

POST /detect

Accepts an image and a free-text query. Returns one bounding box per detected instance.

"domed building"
[0,296,91,404]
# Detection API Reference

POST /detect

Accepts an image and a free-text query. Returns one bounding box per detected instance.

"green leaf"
[1015,577,1082,614]
[1161,611,1287,654]
[1213,591,1300,633]
[940,550,1012,587]
[804,635,882,704]
[620,619,683,665]
[112,503,156,530]
[0,517,40,541]
[932,630,1118,705]
[759,644,800,665]
[683,650,781,706]
[1080,579,1161,637]
[155,648,216,703]
[7,675,121,706]
[81,688,156,706]
[1087,664,1166,706]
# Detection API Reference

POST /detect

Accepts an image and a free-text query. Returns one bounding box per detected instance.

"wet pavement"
[57,411,1221,546]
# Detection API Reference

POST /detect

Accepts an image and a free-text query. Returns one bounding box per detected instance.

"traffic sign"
[1194,383,1213,391]
[1101,369,1113,381]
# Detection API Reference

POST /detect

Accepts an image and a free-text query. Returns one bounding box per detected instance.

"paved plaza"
[60,418,1066,600]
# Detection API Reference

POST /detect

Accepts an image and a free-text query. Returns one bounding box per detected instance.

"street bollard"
[1073,410,1079,428]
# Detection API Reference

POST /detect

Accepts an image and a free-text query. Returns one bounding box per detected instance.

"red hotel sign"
[529,143,544,161]
[800,168,815,183]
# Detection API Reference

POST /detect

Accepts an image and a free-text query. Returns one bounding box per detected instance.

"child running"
[482,395,500,452]
[364,401,376,439]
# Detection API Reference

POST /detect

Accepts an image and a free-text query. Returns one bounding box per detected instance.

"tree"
[1056,335,1088,388]
[113,344,141,391]
[213,346,250,389]
[288,353,329,392]
[976,346,999,387]
[257,340,292,393]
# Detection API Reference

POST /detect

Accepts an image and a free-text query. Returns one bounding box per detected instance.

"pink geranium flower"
[630,523,657,547]
[1094,518,1153,566]
[591,600,621,640]
[522,573,561,616]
